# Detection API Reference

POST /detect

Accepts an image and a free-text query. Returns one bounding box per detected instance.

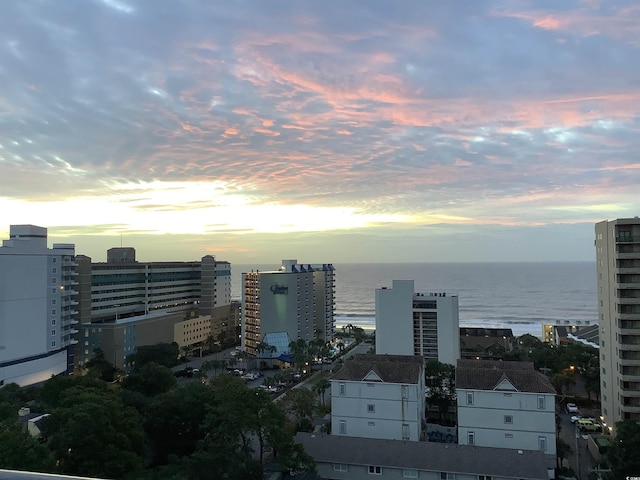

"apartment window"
[339,420,346,435]
[51,309,56,315]
[505,433,513,438]
[440,473,455,480]
[403,470,419,478]
[538,436,547,452]
[367,404,375,413]
[602,367,606,375]
[51,341,56,347]
[401,385,409,399]
[368,466,382,475]
[479,476,493,480]
[52,278,56,284]
[339,382,346,395]
[51,319,56,326]
[537,396,545,410]
[603,380,607,388]
[402,424,410,440]
[51,299,56,305]
[468,431,475,445]
[504,415,513,424]
[52,257,57,263]
[52,267,57,273]
[368,421,376,426]
[333,464,348,472]
[467,392,474,405]
[51,329,56,336]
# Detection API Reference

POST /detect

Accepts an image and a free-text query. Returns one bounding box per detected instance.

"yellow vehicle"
[576,419,600,432]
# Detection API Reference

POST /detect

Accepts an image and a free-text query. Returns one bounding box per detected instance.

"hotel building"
[375,280,460,365]
[0,225,79,387]
[596,217,640,431]
[76,248,234,369]
[241,260,335,356]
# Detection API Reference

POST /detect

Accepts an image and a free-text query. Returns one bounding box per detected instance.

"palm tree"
[314,378,331,405]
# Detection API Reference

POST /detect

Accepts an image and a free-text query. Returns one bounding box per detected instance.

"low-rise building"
[296,432,555,480]
[457,359,557,455]
[331,354,425,441]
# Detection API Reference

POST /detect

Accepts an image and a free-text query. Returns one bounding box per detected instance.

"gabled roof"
[332,354,423,384]
[456,359,556,394]
[296,433,554,480]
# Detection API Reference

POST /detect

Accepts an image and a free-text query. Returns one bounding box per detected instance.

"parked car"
[566,403,579,414]
[577,419,601,432]
[571,415,595,424]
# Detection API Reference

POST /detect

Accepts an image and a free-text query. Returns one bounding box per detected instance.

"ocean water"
[231,262,597,338]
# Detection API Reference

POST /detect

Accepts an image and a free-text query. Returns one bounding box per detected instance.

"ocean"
[231,262,598,338]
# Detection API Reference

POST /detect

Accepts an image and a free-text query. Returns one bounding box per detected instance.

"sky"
[1,0,639,264]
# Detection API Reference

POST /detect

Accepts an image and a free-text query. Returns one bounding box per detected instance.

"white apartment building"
[331,354,425,441]
[241,260,335,356]
[457,360,557,455]
[0,225,79,387]
[375,280,460,365]
[596,217,640,431]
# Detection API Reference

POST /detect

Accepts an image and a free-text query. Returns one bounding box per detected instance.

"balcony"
[621,405,640,414]
[616,235,640,244]
[619,297,640,305]
[620,358,640,366]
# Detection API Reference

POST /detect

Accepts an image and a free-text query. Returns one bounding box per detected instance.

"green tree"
[282,388,316,424]
[289,339,310,373]
[556,437,572,470]
[122,362,177,397]
[424,360,456,422]
[85,348,119,382]
[145,382,213,466]
[608,420,640,479]
[128,342,180,370]
[41,386,145,479]
[0,421,55,472]
[314,378,331,406]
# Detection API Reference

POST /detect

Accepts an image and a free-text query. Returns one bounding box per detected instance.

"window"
[51,309,56,315]
[52,257,57,263]
[51,299,56,305]
[51,319,56,325]
[402,424,410,440]
[505,433,513,438]
[467,431,475,445]
[368,466,382,475]
[504,415,513,424]
[51,341,56,347]
[333,464,348,472]
[401,385,409,398]
[51,278,56,284]
[339,382,346,395]
[467,392,474,405]
[440,473,455,480]
[367,404,375,413]
[403,470,419,478]
[368,421,375,426]
[537,396,545,410]
[52,267,57,273]
[339,420,346,435]
[538,436,547,452]
[479,476,493,480]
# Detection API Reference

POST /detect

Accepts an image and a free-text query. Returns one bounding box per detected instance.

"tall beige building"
[595,218,640,432]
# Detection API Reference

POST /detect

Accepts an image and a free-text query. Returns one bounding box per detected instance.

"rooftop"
[296,433,554,480]
[332,354,423,384]
[456,359,556,394]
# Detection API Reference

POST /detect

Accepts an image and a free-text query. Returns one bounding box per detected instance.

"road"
[557,406,597,479]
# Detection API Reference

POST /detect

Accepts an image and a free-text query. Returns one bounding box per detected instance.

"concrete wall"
[375,280,414,356]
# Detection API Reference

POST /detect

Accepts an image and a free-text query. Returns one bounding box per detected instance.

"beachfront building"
[375,280,460,364]
[296,432,556,480]
[75,248,234,369]
[241,260,335,356]
[331,354,425,441]
[596,217,640,432]
[0,225,79,387]
[457,359,557,455]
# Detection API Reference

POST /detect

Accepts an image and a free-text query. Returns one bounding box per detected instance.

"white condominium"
[375,279,460,365]
[242,260,335,356]
[0,225,79,387]
[596,217,640,432]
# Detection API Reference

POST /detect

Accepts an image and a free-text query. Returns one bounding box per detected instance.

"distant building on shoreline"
[0,225,79,387]
[241,259,335,356]
[375,280,460,364]
[596,217,640,433]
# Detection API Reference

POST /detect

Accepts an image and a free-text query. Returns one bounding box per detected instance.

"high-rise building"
[0,225,79,387]
[241,260,335,356]
[75,248,233,369]
[375,280,460,365]
[595,217,640,431]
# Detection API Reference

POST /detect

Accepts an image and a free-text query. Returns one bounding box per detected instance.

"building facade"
[296,432,555,480]
[241,260,335,356]
[456,360,557,455]
[75,248,232,368]
[596,218,640,431]
[0,225,79,387]
[375,280,460,364]
[331,354,425,441]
